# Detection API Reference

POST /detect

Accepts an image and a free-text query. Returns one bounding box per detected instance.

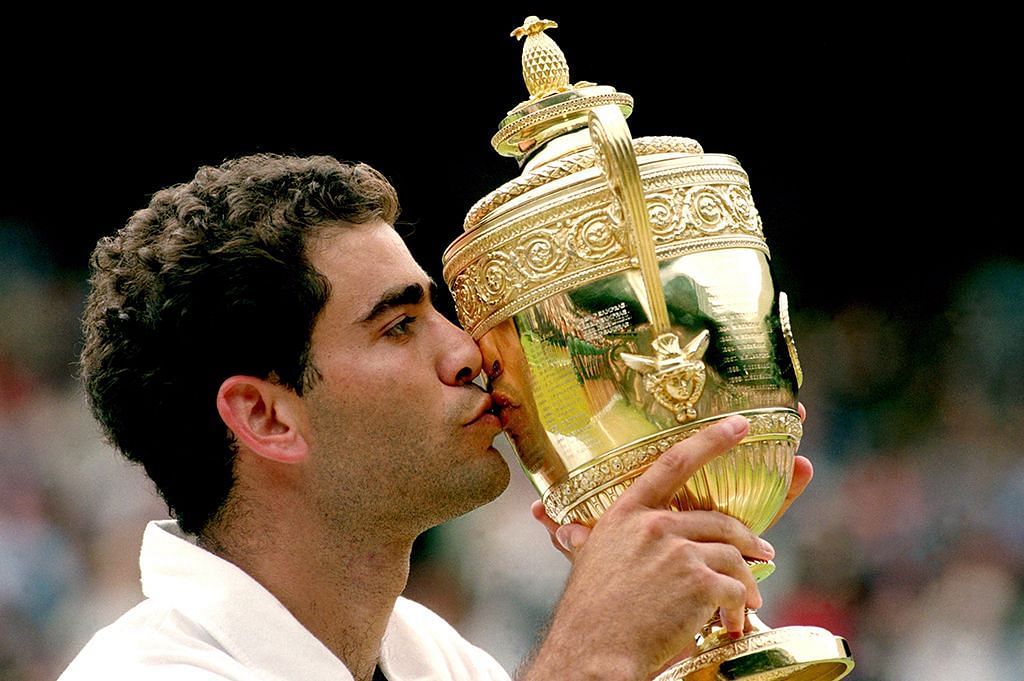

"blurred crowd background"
[1,9,1016,681]
[2,235,1021,679]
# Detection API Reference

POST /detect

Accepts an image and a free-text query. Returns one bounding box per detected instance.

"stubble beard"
[305,399,510,542]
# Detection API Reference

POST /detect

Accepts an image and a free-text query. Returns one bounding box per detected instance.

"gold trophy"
[443,17,854,681]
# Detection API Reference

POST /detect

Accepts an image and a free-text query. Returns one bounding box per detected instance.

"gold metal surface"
[511,17,570,99]
[464,137,703,231]
[779,292,804,389]
[621,331,710,423]
[748,559,776,583]
[492,89,633,163]
[493,17,629,165]
[535,412,801,529]
[587,105,671,333]
[442,17,851,681]
[655,614,853,681]
[444,155,766,339]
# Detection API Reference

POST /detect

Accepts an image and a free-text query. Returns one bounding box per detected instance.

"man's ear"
[216,375,310,464]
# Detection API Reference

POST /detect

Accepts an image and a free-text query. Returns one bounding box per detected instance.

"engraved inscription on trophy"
[719,315,777,386]
[520,326,599,456]
[575,302,630,344]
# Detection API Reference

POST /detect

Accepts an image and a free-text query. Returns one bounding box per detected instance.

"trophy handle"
[588,105,712,424]
[587,105,671,336]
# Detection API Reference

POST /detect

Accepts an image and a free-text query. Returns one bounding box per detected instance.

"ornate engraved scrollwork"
[445,162,768,338]
[514,227,569,280]
[569,208,626,262]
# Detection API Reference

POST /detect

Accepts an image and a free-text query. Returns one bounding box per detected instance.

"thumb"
[555,523,592,553]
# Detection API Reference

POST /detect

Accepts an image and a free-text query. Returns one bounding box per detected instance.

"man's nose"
[475,325,504,386]
[438,315,483,387]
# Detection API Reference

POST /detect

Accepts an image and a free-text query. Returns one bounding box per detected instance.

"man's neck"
[200,505,414,681]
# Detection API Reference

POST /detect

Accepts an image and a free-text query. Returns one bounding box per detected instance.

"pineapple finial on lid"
[493,17,633,164]
[512,16,570,100]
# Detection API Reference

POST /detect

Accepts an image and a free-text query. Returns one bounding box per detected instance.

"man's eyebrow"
[358,279,438,324]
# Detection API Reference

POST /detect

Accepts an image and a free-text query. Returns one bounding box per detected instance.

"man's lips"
[464,394,500,427]
[490,391,517,410]
[488,391,519,430]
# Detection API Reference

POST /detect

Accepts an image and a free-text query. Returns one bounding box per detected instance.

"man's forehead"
[310,221,431,320]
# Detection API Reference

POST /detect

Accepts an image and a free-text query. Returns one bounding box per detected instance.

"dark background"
[3,9,1014,313]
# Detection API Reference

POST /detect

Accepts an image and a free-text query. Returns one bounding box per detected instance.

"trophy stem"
[696,610,771,653]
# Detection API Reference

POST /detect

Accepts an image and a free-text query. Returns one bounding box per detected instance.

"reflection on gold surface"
[444,16,852,681]
[475,248,800,521]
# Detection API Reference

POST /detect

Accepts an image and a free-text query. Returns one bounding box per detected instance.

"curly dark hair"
[80,154,400,535]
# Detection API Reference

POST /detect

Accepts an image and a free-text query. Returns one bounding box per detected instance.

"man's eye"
[384,316,417,338]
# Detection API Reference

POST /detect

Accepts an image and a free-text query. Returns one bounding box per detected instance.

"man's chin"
[425,451,511,528]
[461,449,512,513]
[476,447,512,502]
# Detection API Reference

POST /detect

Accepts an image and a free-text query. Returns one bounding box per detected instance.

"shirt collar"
[140,519,353,681]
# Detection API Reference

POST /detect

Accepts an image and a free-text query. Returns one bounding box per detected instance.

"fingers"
[555,523,591,554]
[798,402,807,423]
[531,500,591,560]
[531,500,570,557]
[531,500,560,536]
[627,508,766,637]
[623,416,749,510]
[681,551,751,637]
[719,587,749,638]
[767,454,813,529]
[699,543,763,611]
[645,510,774,562]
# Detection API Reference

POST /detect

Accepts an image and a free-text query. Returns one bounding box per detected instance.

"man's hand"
[520,416,773,681]
[531,404,813,562]
[769,402,813,528]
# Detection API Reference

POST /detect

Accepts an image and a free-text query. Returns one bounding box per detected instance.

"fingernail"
[729,631,742,640]
[723,415,748,436]
[555,525,576,552]
[758,538,775,558]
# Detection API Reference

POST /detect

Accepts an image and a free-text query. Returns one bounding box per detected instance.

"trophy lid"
[493,17,634,165]
[456,17,705,237]
[443,17,757,344]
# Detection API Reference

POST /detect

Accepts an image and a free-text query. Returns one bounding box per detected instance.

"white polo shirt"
[60,520,512,681]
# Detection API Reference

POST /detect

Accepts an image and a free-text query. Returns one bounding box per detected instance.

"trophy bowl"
[443,17,853,681]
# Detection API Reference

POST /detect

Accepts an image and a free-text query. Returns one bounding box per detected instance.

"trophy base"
[655,620,853,681]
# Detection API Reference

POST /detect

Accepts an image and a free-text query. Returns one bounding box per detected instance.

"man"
[63,154,808,680]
